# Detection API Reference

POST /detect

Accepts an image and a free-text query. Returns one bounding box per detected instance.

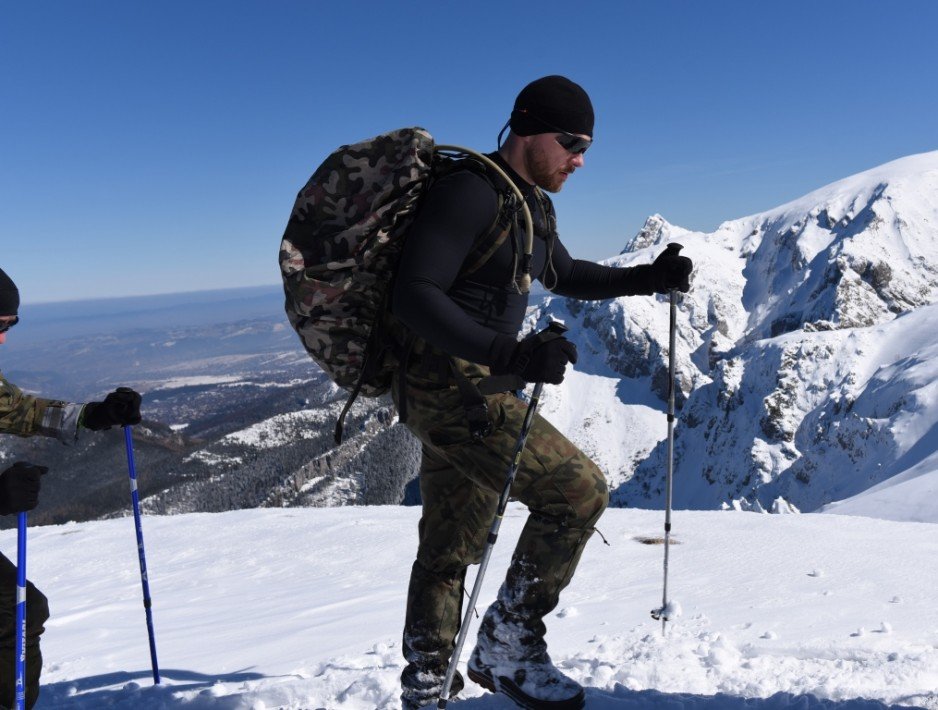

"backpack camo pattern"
[279,128,435,397]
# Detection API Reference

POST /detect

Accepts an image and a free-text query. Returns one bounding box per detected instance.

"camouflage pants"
[394,357,608,679]
[0,552,49,710]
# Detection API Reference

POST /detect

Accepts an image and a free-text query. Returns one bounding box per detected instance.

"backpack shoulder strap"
[462,163,519,277]
[431,146,534,293]
[433,157,522,279]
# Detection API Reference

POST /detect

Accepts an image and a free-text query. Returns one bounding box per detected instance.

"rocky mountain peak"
[538,150,938,519]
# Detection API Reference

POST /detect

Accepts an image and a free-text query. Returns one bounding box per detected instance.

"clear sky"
[2,0,936,304]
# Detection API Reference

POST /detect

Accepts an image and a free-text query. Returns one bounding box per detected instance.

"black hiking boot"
[400,663,464,710]
[466,604,584,709]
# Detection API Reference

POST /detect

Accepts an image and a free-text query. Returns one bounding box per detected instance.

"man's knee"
[542,455,609,529]
[588,464,610,524]
[415,504,491,574]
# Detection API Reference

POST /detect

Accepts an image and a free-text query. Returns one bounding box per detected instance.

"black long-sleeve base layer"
[392,152,656,366]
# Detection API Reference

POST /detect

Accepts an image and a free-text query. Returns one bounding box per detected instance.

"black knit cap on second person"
[0,268,19,317]
[510,75,595,139]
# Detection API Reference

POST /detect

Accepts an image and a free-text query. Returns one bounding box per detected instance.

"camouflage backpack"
[279,127,534,442]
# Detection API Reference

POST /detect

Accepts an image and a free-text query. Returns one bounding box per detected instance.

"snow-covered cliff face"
[536,151,938,518]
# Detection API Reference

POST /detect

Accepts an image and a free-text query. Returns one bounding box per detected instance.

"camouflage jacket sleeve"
[0,370,83,444]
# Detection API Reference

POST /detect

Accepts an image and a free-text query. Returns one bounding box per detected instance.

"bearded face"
[522,134,586,193]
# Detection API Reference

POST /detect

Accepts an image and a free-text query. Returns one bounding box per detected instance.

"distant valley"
[0,286,419,526]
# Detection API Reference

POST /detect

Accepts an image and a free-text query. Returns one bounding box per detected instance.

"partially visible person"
[0,266,142,709]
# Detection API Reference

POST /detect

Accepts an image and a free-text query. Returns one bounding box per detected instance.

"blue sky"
[2,0,936,304]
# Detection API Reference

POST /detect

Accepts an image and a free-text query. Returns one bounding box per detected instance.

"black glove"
[82,387,142,431]
[491,331,578,385]
[648,244,693,293]
[0,462,47,516]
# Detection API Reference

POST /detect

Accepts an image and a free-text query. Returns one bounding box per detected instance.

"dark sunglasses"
[554,131,592,156]
[526,113,593,155]
[0,316,18,334]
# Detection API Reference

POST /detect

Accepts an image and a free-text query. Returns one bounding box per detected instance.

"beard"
[525,141,567,193]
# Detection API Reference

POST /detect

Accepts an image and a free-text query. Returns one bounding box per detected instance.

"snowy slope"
[533,151,938,519]
[819,448,938,523]
[4,507,935,709]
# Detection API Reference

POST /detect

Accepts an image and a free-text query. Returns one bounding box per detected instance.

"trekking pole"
[651,247,682,635]
[123,426,161,684]
[438,321,568,709]
[14,512,27,710]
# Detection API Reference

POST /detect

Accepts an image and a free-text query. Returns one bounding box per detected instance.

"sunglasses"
[0,316,18,334]
[525,113,593,155]
[554,131,592,156]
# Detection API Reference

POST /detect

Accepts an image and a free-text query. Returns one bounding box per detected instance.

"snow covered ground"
[4,506,936,709]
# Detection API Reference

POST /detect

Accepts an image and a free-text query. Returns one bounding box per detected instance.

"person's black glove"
[82,387,142,431]
[0,462,48,515]
[490,331,578,385]
[648,244,693,293]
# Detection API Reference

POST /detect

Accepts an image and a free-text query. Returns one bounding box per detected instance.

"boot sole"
[467,665,585,710]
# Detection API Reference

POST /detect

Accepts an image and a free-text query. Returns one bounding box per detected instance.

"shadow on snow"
[36,668,267,709]
[34,672,930,709]
[457,686,927,710]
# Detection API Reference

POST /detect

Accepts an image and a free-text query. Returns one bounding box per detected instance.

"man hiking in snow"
[391,75,693,709]
[0,266,143,709]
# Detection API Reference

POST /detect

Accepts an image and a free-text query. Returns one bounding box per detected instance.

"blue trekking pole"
[14,512,27,710]
[123,426,161,684]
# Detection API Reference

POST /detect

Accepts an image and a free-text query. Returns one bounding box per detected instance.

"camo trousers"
[393,357,609,678]
[0,553,49,710]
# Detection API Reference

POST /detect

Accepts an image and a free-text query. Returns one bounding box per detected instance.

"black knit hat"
[509,75,594,139]
[0,268,19,316]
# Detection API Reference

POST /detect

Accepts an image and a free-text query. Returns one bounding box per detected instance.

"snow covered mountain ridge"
[535,150,938,520]
[7,152,937,525]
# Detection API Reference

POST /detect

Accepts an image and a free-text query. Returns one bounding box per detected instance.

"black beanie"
[509,75,594,139]
[0,268,19,316]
